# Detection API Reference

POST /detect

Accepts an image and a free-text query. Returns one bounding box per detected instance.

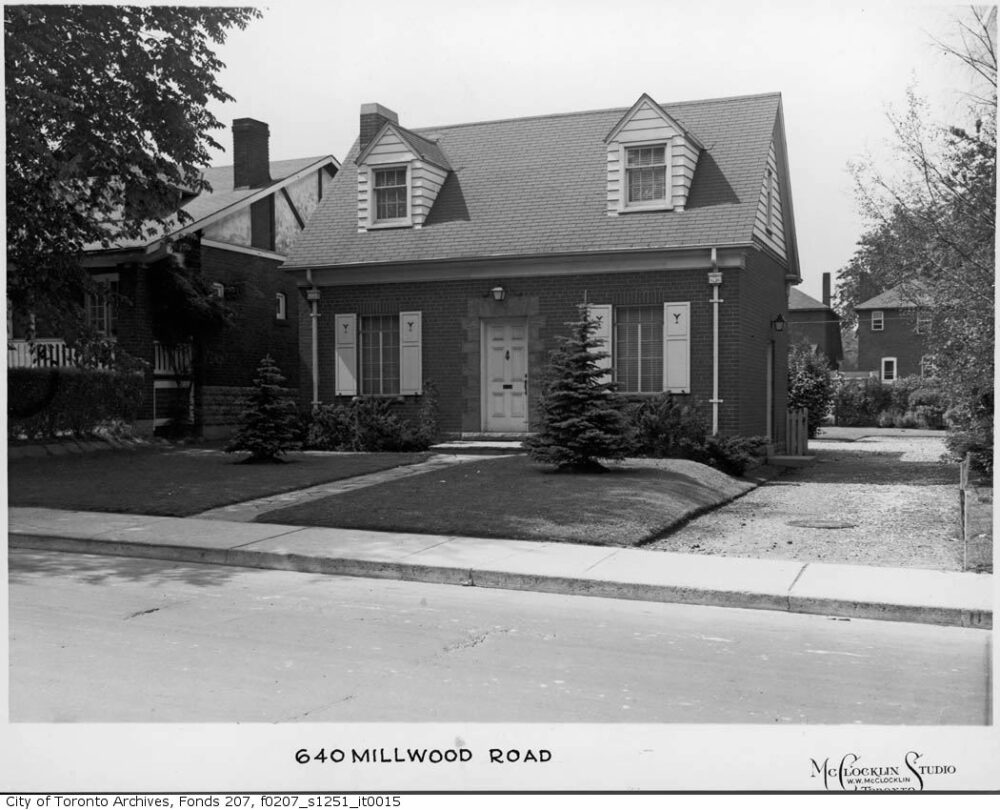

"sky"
[203,0,989,302]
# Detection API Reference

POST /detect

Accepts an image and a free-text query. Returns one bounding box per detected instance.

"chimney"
[822,272,832,307]
[232,118,271,188]
[359,103,398,154]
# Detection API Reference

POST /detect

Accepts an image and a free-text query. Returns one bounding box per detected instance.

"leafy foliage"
[147,254,234,347]
[8,367,145,439]
[787,340,835,438]
[226,356,301,462]
[4,5,260,329]
[835,8,995,472]
[305,384,440,452]
[524,305,632,471]
[626,392,766,476]
[628,393,708,456]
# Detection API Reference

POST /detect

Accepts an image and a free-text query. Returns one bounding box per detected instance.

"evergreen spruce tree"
[524,304,631,471]
[226,355,301,463]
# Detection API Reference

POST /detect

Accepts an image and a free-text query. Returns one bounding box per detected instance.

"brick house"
[787,273,843,369]
[283,93,801,446]
[8,119,340,436]
[854,283,933,382]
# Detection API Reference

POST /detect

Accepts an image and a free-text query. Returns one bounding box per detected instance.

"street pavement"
[9,548,991,724]
[9,504,993,628]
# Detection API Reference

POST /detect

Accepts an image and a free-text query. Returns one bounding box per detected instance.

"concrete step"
[430,441,525,455]
[767,454,816,468]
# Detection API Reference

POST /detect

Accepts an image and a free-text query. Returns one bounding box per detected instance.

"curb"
[10,529,992,630]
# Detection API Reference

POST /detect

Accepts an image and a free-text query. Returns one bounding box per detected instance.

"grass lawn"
[8,447,430,517]
[257,454,753,546]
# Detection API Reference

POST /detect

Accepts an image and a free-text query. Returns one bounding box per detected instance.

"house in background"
[787,272,843,369]
[853,282,933,382]
[283,93,801,449]
[8,119,340,436]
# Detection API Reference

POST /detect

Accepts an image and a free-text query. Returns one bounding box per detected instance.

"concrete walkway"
[193,453,490,522]
[9,506,992,630]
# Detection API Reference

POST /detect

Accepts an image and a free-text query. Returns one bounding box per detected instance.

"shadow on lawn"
[9,548,242,588]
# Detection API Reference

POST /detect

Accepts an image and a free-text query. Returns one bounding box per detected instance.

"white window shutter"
[399,310,422,395]
[334,313,357,396]
[663,302,690,393]
[587,304,613,374]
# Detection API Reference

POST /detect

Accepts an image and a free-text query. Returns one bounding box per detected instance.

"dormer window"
[374,166,408,222]
[626,145,668,206]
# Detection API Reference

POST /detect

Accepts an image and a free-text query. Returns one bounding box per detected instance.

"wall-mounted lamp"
[771,314,786,333]
[490,286,506,302]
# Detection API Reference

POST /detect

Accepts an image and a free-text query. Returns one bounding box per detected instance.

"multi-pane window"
[374,167,407,221]
[614,306,663,393]
[625,145,667,204]
[920,355,937,378]
[86,275,119,337]
[881,357,897,382]
[360,314,400,395]
[871,310,884,331]
[915,312,932,334]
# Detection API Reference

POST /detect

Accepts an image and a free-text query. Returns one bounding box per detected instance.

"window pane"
[627,166,667,202]
[361,315,400,395]
[615,306,662,393]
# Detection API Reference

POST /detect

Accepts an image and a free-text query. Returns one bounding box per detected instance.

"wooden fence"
[786,407,809,455]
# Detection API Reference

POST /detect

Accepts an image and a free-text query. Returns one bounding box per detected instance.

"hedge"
[8,367,145,440]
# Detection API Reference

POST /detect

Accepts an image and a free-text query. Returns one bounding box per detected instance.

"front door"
[483,319,528,432]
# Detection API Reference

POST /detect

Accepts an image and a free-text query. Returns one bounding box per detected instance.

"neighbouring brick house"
[854,283,933,382]
[283,93,802,447]
[8,119,339,436]
[787,273,843,369]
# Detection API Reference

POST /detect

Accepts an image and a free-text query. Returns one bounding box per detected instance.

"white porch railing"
[153,341,194,427]
[153,341,192,376]
[7,338,78,368]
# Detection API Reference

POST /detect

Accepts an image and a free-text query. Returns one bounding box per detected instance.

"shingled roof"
[789,287,832,310]
[86,155,336,253]
[855,282,931,311]
[285,92,789,270]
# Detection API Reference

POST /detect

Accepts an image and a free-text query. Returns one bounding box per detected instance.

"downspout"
[707,250,723,436]
[306,269,320,410]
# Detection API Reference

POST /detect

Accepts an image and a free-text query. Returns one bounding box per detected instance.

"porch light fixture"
[771,314,786,333]
[490,286,506,302]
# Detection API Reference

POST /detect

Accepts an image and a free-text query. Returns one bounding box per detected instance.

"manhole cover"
[786,519,858,529]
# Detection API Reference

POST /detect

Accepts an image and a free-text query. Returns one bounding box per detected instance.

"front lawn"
[257,455,753,546]
[8,447,430,517]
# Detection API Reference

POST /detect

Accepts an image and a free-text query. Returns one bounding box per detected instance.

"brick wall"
[201,384,298,439]
[856,308,929,378]
[302,252,790,439]
[788,310,843,369]
[739,251,790,447]
[199,245,304,391]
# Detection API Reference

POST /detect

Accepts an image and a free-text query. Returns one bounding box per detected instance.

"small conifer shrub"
[524,304,631,472]
[226,355,301,463]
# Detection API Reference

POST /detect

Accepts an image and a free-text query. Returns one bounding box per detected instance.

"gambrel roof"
[285,92,798,275]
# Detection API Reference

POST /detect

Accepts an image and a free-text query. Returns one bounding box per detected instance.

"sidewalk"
[9,506,993,630]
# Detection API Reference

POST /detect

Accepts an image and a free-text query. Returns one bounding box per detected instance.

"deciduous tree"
[5,5,260,331]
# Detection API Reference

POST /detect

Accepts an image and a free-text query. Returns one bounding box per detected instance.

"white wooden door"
[484,319,528,432]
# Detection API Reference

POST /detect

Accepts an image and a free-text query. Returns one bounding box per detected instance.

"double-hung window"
[360,314,400,395]
[373,167,408,222]
[881,357,897,382]
[86,273,119,337]
[625,145,667,207]
[871,310,884,331]
[614,306,664,393]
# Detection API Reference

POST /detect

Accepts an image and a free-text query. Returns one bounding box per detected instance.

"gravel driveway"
[648,434,963,571]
